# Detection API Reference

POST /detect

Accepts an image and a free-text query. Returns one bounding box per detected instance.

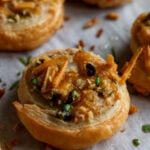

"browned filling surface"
[26,50,121,123]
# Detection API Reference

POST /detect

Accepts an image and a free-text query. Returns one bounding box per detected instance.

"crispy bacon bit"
[129,105,139,115]
[64,16,70,22]
[10,139,19,146]
[83,17,100,29]
[105,12,119,20]
[77,40,85,48]
[90,45,95,51]
[96,28,104,38]
[0,89,5,98]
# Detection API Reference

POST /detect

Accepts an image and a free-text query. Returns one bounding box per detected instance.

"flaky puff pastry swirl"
[0,0,64,51]
[13,48,141,149]
[129,12,150,95]
[83,0,131,8]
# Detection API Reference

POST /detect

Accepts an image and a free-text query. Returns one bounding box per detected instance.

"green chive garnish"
[19,56,32,66]
[26,56,32,65]
[132,139,140,147]
[63,104,71,112]
[9,80,19,90]
[108,90,115,96]
[16,71,21,76]
[31,77,38,85]
[142,124,150,133]
[68,90,79,103]
[96,76,102,87]
[19,57,27,66]
[111,47,118,63]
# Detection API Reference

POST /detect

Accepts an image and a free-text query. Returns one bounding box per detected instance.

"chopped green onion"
[19,56,32,66]
[63,104,71,112]
[26,56,32,65]
[19,57,27,66]
[108,90,115,96]
[132,139,140,147]
[68,90,79,103]
[9,80,19,90]
[142,124,150,133]
[31,77,38,85]
[95,76,102,87]
[111,47,118,63]
[16,71,21,76]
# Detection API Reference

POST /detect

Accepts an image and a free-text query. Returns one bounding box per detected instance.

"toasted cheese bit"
[120,48,143,84]
[12,2,36,10]
[52,59,68,88]
[33,56,68,75]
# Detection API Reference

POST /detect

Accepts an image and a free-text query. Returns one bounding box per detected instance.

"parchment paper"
[0,0,150,149]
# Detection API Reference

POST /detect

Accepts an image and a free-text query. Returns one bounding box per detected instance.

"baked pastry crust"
[83,0,131,8]
[13,48,130,149]
[129,12,150,95]
[128,46,150,95]
[0,0,64,51]
[130,12,150,53]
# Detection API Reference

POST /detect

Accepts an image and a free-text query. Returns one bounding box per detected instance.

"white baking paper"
[0,0,150,149]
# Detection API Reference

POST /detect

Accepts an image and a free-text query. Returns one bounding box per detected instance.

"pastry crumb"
[129,105,139,115]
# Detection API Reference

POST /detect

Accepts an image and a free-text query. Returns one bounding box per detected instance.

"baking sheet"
[0,0,150,149]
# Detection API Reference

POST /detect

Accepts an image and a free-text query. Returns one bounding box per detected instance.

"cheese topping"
[26,50,122,123]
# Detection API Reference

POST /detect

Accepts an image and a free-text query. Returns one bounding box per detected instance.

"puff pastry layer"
[13,48,130,149]
[129,12,150,95]
[0,0,64,51]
